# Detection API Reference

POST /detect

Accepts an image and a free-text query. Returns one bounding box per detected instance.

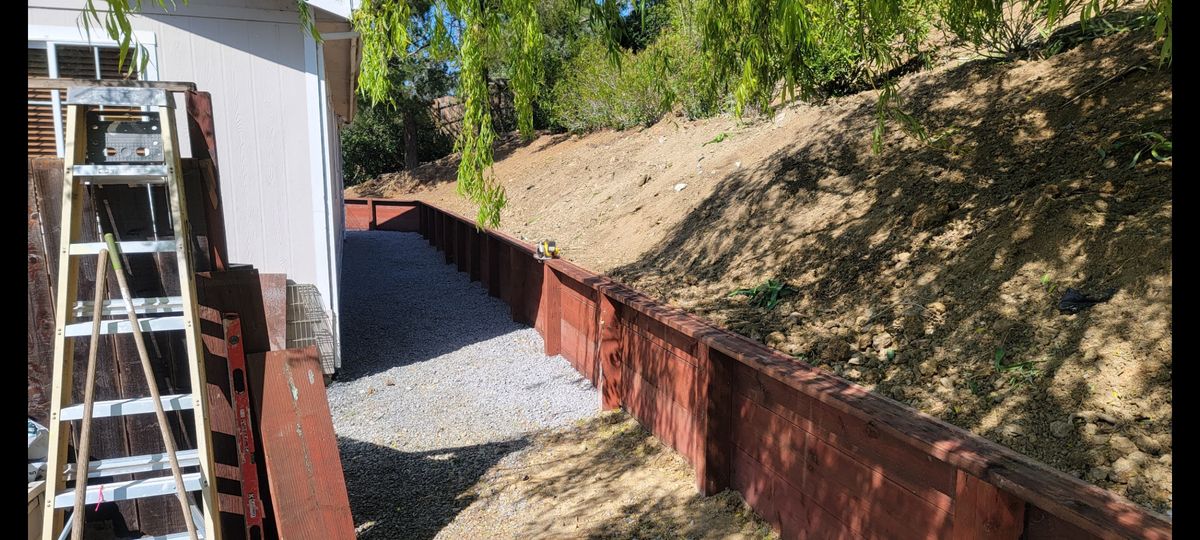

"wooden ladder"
[41,86,221,540]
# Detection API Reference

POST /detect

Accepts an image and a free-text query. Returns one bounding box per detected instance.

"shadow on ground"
[338,231,533,382]
[339,436,529,539]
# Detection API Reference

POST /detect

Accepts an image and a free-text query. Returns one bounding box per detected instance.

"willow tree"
[353,0,625,227]
[84,0,1170,227]
[697,0,1171,152]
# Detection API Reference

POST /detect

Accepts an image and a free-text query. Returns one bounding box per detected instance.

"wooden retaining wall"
[344,198,1172,540]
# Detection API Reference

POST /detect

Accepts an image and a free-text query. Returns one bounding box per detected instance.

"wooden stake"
[104,233,199,540]
[69,249,109,540]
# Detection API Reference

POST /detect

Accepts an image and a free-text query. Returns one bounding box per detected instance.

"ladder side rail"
[42,102,89,540]
[160,104,223,540]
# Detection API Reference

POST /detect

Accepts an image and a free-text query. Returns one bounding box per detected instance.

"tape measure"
[534,240,560,261]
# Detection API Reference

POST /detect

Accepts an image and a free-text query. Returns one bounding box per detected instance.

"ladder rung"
[64,315,185,337]
[29,449,200,481]
[67,86,172,108]
[73,296,184,318]
[60,394,194,421]
[74,164,168,177]
[69,240,177,255]
[138,532,205,540]
[53,472,202,508]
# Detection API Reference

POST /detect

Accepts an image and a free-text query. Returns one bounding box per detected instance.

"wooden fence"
[428,80,516,139]
[344,198,1172,540]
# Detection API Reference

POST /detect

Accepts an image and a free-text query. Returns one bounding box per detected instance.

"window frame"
[28,25,160,158]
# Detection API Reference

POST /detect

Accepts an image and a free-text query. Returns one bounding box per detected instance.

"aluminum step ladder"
[41,87,221,540]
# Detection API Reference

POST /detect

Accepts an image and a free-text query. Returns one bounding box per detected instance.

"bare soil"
[350,29,1172,513]
[437,410,776,539]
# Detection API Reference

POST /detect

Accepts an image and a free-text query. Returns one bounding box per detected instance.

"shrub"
[546,24,727,132]
[340,100,453,186]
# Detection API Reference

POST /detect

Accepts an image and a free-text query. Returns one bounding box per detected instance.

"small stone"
[820,340,852,362]
[674,183,688,192]
[872,332,894,350]
[847,356,863,365]
[1135,434,1163,454]
[784,311,803,325]
[1082,422,1099,437]
[767,331,788,347]
[901,316,923,338]
[1111,456,1141,483]
[911,203,950,229]
[927,302,946,314]
[1087,466,1112,482]
[938,377,954,390]
[1048,420,1071,438]
[1001,424,1024,438]
[845,368,862,380]
[1103,158,1117,169]
[918,359,938,376]
[1099,180,1117,193]
[1110,435,1138,454]
[1159,453,1172,466]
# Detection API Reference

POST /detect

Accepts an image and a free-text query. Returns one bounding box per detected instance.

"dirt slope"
[350,30,1172,513]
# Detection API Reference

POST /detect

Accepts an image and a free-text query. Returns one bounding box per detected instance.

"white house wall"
[29,0,343,340]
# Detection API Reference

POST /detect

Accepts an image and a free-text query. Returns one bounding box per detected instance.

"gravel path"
[329,231,598,539]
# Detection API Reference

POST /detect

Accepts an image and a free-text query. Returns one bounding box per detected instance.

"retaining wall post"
[697,344,735,496]
[542,265,562,356]
[598,293,623,410]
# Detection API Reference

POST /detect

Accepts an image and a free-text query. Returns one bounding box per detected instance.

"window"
[27,40,150,157]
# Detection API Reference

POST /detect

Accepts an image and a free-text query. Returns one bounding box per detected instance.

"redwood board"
[256,347,355,539]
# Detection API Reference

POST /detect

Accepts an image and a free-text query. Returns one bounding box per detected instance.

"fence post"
[542,264,562,356]
[508,245,525,324]
[489,237,504,299]
[466,228,478,281]
[367,199,376,231]
[445,215,456,265]
[598,293,623,410]
[437,213,444,255]
[697,344,735,496]
[457,221,468,273]
[479,231,491,289]
[951,471,1026,539]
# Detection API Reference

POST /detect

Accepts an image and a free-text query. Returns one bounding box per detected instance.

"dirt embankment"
[350,29,1172,512]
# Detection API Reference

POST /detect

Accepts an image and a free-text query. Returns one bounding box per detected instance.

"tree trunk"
[403,107,419,171]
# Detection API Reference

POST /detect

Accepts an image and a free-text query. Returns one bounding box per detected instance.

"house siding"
[29,0,344,359]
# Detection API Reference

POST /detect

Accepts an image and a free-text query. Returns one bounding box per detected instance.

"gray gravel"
[329,231,598,539]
